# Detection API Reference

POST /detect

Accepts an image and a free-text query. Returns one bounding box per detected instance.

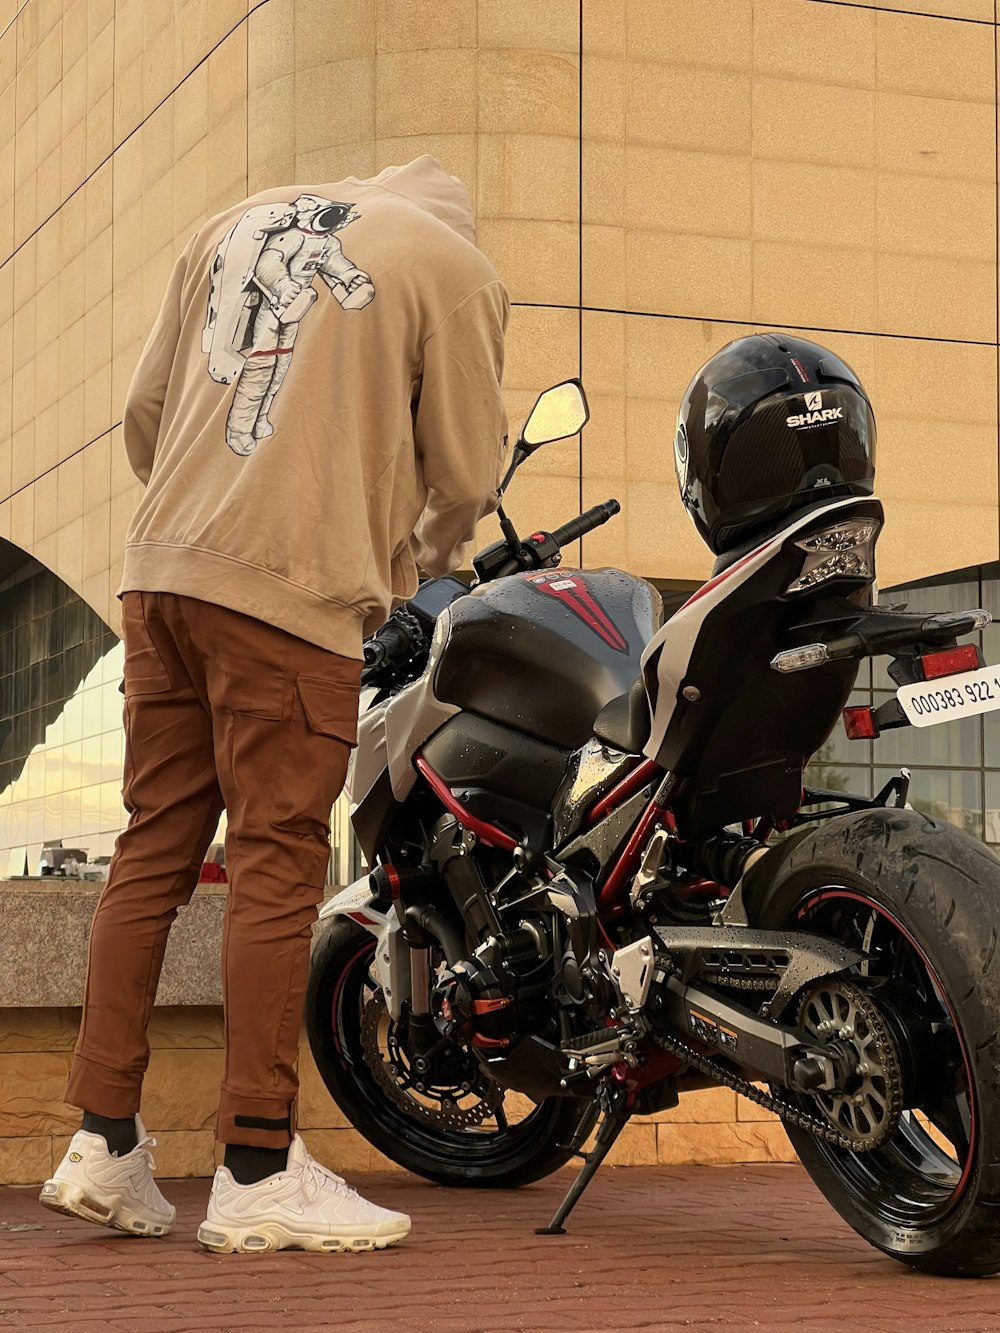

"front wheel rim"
[327,937,566,1170]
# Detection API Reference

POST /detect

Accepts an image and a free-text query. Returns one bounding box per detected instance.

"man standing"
[40,157,509,1254]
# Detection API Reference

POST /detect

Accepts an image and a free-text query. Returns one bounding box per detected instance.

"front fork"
[405,947,438,1074]
[319,877,449,1073]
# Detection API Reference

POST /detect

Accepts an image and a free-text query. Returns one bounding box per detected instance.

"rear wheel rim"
[328,938,567,1169]
[791,889,976,1227]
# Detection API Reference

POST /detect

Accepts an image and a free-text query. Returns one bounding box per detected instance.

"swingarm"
[645,926,864,1096]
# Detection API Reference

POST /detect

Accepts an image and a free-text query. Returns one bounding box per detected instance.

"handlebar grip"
[362,619,413,669]
[551,499,621,548]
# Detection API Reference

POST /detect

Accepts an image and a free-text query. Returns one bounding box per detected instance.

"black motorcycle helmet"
[675,333,876,555]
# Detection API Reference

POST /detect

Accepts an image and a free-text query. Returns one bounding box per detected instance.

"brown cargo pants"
[65,592,360,1149]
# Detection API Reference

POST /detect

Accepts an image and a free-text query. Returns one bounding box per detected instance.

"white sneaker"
[39,1115,175,1237]
[197,1135,411,1254]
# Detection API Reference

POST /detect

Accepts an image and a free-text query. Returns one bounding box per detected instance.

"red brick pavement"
[0,1165,999,1332]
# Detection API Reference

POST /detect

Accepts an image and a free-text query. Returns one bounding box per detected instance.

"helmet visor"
[705,367,792,436]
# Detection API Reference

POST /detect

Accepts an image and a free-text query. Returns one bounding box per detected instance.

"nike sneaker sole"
[39,1179,173,1237]
[196,1217,411,1254]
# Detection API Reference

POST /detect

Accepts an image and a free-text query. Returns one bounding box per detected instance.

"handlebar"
[550,499,621,548]
[365,497,624,685]
[362,618,415,668]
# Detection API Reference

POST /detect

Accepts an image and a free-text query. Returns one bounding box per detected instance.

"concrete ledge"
[0,881,231,1007]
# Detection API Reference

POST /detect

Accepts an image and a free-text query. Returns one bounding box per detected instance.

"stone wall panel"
[0,1007,80,1052]
[657,1120,797,1167]
[603,1122,658,1167]
[297,1042,351,1130]
[147,1006,225,1050]
[0,1133,52,1185]
[0,1050,74,1135]
[141,1047,225,1131]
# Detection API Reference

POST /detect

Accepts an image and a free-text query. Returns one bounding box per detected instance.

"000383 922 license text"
[898,665,1000,728]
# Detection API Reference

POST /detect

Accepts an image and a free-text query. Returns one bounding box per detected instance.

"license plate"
[897,664,1000,728]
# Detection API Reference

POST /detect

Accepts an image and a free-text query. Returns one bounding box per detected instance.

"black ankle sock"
[82,1112,137,1157]
[224,1144,290,1186]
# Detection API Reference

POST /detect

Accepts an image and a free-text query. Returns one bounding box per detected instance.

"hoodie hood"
[354,155,477,246]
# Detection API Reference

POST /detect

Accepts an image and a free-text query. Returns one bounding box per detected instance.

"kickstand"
[535,1085,631,1235]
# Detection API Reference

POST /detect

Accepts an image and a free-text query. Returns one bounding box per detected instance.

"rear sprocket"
[795,977,903,1151]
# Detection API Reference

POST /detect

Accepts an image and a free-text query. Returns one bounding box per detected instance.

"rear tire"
[745,808,1000,1276]
[306,917,584,1188]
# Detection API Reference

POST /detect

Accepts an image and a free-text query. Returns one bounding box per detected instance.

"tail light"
[843,705,878,739]
[786,519,880,594]
[919,644,983,679]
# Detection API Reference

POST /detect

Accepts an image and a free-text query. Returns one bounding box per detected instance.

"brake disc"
[360,988,503,1131]
[796,977,904,1150]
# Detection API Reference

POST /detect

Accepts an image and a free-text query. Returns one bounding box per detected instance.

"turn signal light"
[920,645,983,680]
[843,706,878,740]
[771,643,830,673]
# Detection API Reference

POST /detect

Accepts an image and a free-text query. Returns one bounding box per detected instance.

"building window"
[0,557,357,886]
[805,565,1000,855]
[0,561,123,877]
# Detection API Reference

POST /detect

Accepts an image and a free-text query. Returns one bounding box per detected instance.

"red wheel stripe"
[799,890,977,1198]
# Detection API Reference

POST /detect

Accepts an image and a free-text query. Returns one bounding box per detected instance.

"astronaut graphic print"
[201,195,375,456]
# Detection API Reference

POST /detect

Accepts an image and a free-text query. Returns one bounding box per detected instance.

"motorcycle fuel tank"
[432,569,662,749]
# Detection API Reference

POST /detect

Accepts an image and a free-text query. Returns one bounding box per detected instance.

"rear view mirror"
[519,379,590,452]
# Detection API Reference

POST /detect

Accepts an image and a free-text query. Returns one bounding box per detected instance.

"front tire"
[306,918,584,1188]
[745,808,1000,1276]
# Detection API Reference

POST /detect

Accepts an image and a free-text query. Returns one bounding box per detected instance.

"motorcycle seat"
[592,675,650,755]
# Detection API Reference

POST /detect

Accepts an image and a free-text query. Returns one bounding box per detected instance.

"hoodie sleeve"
[410,279,510,577]
[122,239,192,486]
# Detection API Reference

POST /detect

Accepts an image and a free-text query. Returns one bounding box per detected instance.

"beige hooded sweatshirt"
[120,156,509,659]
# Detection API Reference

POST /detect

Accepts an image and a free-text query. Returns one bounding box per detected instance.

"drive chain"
[653,979,903,1154]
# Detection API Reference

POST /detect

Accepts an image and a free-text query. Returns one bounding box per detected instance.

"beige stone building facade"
[0,0,998,1183]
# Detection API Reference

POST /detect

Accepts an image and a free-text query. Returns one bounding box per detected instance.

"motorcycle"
[306,379,1000,1275]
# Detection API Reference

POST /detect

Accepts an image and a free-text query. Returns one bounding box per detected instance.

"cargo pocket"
[119,596,172,813]
[296,674,359,748]
[214,654,286,720]
[120,595,172,698]
[268,673,359,862]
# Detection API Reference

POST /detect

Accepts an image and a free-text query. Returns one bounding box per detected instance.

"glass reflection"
[0,565,125,876]
[872,580,982,690]
[803,764,872,799]
[985,772,1000,846]
[982,705,1000,769]
[876,767,983,840]
[81,734,102,787]
[81,688,103,740]
[797,568,1000,854]
[101,729,123,771]
[874,690,982,768]
[1,646,127,874]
